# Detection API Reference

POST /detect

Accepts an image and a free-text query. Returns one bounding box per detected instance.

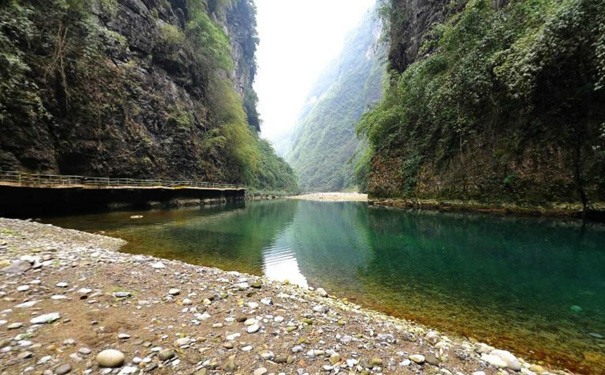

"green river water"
[45,200,605,374]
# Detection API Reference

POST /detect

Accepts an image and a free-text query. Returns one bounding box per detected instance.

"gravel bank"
[0,218,565,375]
[287,193,368,202]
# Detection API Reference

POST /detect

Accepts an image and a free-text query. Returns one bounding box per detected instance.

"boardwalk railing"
[0,171,243,190]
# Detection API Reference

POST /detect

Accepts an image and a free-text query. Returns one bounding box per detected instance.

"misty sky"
[254,0,375,145]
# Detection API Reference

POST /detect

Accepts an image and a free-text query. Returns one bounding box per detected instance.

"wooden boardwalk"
[0,171,245,191]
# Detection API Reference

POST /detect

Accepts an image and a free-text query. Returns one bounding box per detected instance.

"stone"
[113,292,131,298]
[313,305,328,313]
[158,349,176,361]
[224,355,237,371]
[481,353,508,368]
[570,305,582,313]
[54,363,72,375]
[118,366,138,374]
[168,288,180,296]
[589,332,604,339]
[370,357,383,366]
[329,353,341,365]
[226,333,240,341]
[15,301,38,308]
[18,351,33,359]
[254,368,267,375]
[529,364,545,373]
[315,288,328,297]
[96,349,126,367]
[38,356,52,364]
[2,261,32,275]
[145,363,159,372]
[274,355,288,364]
[223,342,234,349]
[17,285,30,292]
[259,350,274,360]
[261,297,272,305]
[474,343,494,354]
[250,281,262,289]
[489,349,521,371]
[292,345,303,353]
[175,337,190,346]
[182,298,192,305]
[56,282,68,288]
[78,348,92,355]
[30,312,61,324]
[425,331,440,345]
[409,355,425,364]
[247,324,260,333]
[425,354,440,366]
[77,288,92,297]
[8,322,23,330]
[118,333,130,340]
[151,262,165,269]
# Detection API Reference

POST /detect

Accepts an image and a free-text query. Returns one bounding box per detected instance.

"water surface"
[46,200,605,374]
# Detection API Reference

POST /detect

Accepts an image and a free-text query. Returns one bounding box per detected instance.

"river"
[45,199,605,374]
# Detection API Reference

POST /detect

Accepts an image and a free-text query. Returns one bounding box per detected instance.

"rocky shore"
[0,218,566,375]
[367,198,605,220]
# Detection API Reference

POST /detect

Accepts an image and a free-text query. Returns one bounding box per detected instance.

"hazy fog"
[254,0,375,152]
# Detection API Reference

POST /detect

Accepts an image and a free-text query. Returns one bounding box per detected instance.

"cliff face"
[360,0,605,208]
[287,10,385,192]
[0,0,291,189]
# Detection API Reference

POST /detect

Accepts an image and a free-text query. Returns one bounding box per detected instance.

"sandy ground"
[287,193,368,202]
[0,218,561,375]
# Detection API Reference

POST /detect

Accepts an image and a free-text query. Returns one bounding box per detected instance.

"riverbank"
[368,198,605,220]
[0,218,565,375]
[287,193,368,202]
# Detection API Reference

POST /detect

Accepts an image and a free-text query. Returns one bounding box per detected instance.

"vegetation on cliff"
[0,0,297,192]
[287,10,385,192]
[358,0,605,209]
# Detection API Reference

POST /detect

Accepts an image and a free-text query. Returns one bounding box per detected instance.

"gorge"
[1,1,605,375]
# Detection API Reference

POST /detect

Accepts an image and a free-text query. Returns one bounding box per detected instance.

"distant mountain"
[286,8,385,192]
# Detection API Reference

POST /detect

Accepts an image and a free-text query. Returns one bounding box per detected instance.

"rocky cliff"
[287,10,385,192]
[359,0,605,210]
[0,0,296,191]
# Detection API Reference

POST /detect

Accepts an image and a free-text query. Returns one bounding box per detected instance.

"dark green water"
[46,200,605,374]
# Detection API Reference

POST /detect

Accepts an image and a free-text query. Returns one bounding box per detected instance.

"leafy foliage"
[358,0,605,206]
[0,0,297,193]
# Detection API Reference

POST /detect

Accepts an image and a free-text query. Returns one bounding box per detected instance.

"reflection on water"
[262,242,308,288]
[45,200,605,375]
